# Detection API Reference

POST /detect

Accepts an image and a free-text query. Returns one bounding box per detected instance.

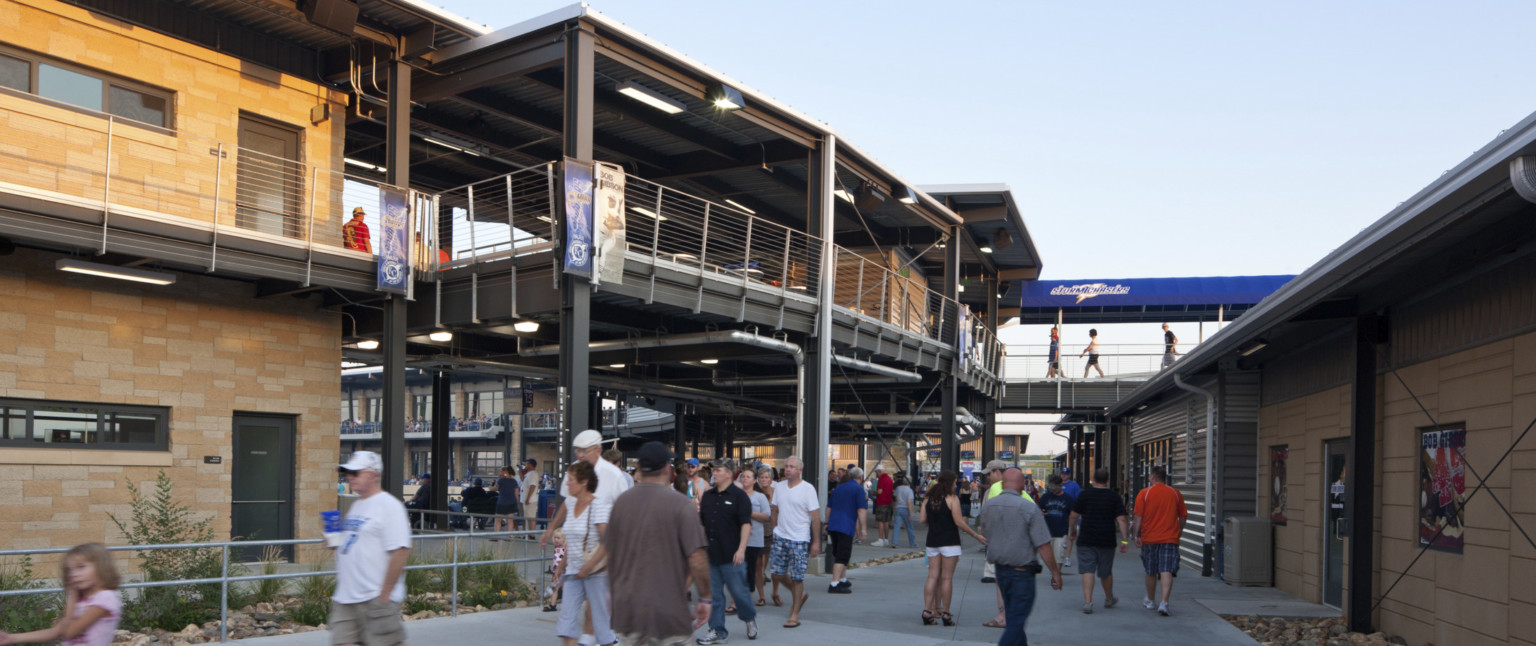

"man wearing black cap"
[601,442,711,646]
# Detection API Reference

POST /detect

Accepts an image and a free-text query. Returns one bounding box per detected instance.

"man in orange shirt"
[1131,465,1186,617]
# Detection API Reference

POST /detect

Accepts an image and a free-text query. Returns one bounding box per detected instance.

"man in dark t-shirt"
[1037,474,1076,571]
[1066,467,1130,613]
[604,442,710,646]
[698,459,757,643]
[1161,323,1179,370]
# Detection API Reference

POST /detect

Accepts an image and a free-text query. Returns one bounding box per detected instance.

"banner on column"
[562,159,595,280]
[593,162,627,285]
[1419,426,1467,553]
[957,308,969,371]
[376,186,412,295]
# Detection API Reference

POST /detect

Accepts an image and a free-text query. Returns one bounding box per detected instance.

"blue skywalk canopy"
[1020,275,1296,309]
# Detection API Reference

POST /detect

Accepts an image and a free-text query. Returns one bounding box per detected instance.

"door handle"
[1334,518,1347,540]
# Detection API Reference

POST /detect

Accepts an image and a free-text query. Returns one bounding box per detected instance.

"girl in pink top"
[0,543,122,646]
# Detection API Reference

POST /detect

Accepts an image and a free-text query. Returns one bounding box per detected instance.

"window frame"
[0,45,174,130]
[0,397,170,451]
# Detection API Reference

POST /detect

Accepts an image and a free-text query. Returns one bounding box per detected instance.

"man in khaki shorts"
[521,458,542,526]
[329,451,411,646]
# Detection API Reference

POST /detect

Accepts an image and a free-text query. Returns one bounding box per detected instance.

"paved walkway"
[233,527,1333,646]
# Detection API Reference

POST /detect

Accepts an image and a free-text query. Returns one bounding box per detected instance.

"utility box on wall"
[1223,516,1272,587]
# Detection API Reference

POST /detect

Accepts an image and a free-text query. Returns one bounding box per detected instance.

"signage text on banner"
[376,186,412,294]
[593,162,627,285]
[562,159,595,280]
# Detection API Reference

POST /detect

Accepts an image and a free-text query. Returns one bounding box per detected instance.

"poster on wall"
[593,162,627,286]
[1419,426,1467,553]
[562,159,595,280]
[1270,446,1288,525]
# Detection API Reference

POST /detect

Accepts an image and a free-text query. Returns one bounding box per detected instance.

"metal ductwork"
[1512,156,1536,204]
[830,355,922,382]
[829,406,984,430]
[714,354,920,388]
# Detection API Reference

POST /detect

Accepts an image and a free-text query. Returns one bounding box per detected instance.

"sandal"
[922,609,937,626]
[756,598,766,606]
[982,618,1005,628]
[941,612,955,627]
[771,593,783,607]
[726,606,736,614]
[783,620,801,628]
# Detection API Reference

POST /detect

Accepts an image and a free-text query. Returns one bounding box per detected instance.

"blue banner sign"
[376,186,410,294]
[563,159,595,280]
[1019,275,1295,308]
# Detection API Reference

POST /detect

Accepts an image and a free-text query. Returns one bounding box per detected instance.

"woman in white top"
[739,470,774,607]
[1080,328,1104,378]
[891,475,917,548]
[558,461,613,646]
[755,467,781,606]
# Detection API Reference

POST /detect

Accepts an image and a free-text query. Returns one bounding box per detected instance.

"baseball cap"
[339,451,382,473]
[1062,467,1072,474]
[637,442,676,472]
[686,457,700,467]
[352,206,365,215]
[985,459,1009,473]
[573,429,605,449]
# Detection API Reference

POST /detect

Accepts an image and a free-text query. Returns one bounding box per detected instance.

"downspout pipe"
[1173,373,1217,577]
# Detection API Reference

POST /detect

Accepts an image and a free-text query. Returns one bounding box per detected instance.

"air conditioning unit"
[1223,516,1272,587]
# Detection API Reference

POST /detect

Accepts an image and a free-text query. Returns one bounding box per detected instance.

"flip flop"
[772,594,783,607]
[756,598,766,606]
[982,619,1005,628]
[783,620,801,628]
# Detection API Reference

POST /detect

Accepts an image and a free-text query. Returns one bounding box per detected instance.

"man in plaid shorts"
[1131,466,1187,617]
[770,456,821,629]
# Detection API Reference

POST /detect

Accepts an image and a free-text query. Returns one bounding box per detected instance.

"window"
[469,451,504,477]
[0,47,172,128]
[0,398,168,451]
[469,391,503,418]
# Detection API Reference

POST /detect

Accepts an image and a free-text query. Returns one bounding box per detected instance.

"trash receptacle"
[537,490,560,530]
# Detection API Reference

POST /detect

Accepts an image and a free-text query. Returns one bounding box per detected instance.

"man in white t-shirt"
[542,430,631,545]
[770,455,821,628]
[329,451,412,646]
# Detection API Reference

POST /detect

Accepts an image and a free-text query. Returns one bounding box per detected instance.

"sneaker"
[1143,598,1155,610]
[1082,603,1093,614]
[579,635,597,646]
[980,576,996,584]
[838,580,852,590]
[697,630,728,645]
[1061,559,1072,568]
[828,583,850,594]
[745,620,758,640]
[1104,596,1118,609]
[1158,602,1170,617]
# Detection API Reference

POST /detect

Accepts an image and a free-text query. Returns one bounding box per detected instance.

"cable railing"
[0,521,555,643]
[434,163,559,267]
[0,98,418,276]
[621,175,823,305]
[1004,343,1183,380]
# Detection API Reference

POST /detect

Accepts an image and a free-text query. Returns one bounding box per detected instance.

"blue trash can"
[537,490,560,530]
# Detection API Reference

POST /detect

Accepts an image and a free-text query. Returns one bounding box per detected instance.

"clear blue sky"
[429,0,1536,282]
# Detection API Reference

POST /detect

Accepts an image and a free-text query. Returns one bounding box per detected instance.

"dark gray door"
[232,415,295,562]
[235,116,302,238]
[1323,439,1348,607]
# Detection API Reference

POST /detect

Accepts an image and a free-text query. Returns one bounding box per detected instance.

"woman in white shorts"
[919,470,987,627]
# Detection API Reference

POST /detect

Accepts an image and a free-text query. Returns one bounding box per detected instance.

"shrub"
[404,553,449,595]
[109,471,226,631]
[249,545,286,605]
[0,555,59,633]
[456,549,535,604]
[283,564,336,627]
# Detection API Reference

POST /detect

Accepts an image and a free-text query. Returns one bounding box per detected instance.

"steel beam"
[1347,312,1380,633]
[803,136,836,497]
[380,57,412,499]
[558,24,594,469]
[430,371,452,527]
[941,224,960,474]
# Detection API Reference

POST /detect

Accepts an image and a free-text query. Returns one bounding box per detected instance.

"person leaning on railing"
[343,207,371,253]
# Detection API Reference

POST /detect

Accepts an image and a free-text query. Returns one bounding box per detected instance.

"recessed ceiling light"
[700,358,719,365]
[617,80,685,114]
[429,330,453,342]
[356,339,380,350]
[609,363,626,368]
[56,258,176,285]
[513,321,540,333]
[724,199,755,214]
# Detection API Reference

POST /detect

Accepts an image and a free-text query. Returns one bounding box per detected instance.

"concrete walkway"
[231,526,1331,645]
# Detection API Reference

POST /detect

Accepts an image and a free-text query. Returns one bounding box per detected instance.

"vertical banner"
[1419,426,1467,552]
[562,159,595,280]
[593,162,627,286]
[1270,446,1288,525]
[376,186,411,294]
[957,308,969,371]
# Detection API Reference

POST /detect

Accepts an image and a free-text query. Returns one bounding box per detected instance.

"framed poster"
[1270,446,1288,525]
[1419,425,1467,553]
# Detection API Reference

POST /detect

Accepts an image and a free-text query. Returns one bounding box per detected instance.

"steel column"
[380,57,413,499]
[558,25,595,467]
[430,371,452,527]
[940,225,960,474]
[803,135,835,497]
[1347,312,1379,633]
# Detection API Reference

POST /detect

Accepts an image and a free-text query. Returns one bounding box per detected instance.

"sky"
[423,1,1536,416]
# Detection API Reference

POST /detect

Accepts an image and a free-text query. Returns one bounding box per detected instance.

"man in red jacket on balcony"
[343,206,371,252]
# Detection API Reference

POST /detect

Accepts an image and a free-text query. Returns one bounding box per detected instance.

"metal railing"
[520,409,624,431]
[1004,343,1183,380]
[0,517,554,643]
[621,175,823,308]
[0,100,418,275]
[434,163,559,267]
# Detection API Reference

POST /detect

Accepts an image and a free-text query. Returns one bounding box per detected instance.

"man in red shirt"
[871,465,895,547]
[343,207,371,253]
[1132,465,1187,617]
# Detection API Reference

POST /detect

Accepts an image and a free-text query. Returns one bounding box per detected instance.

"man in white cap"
[329,451,411,646]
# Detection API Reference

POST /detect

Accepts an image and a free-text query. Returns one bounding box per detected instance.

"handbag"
[581,503,606,574]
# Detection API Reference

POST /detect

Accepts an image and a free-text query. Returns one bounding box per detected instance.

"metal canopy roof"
[1106,106,1536,417]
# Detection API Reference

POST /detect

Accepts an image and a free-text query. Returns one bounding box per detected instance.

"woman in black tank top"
[919,470,987,626]
[957,480,973,518]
